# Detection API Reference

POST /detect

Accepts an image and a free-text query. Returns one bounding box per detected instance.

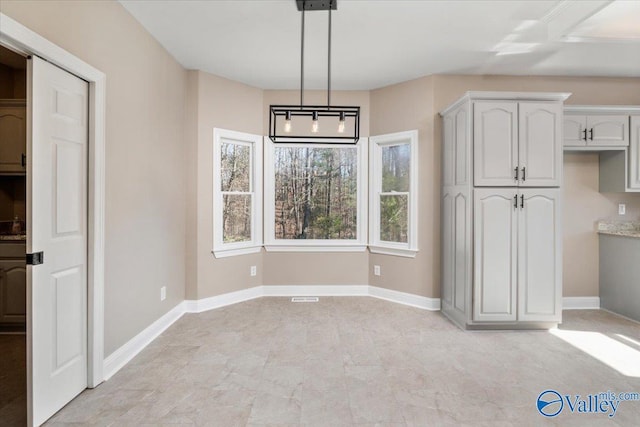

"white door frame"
[0,13,106,388]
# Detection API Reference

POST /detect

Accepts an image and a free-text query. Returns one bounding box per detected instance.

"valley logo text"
[537,389,640,418]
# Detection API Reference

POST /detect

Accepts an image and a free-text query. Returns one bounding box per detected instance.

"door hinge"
[26,252,44,266]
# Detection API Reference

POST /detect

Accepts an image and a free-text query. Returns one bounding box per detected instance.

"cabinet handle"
[589,128,594,140]
[514,167,519,181]
[583,128,587,141]
[21,153,26,168]
[521,167,526,182]
[520,194,524,209]
[514,194,518,209]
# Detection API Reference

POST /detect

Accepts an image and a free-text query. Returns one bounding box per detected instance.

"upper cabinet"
[628,116,640,190]
[474,100,562,187]
[566,106,640,193]
[564,110,628,149]
[0,99,27,175]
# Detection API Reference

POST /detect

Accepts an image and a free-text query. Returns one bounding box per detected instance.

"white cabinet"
[441,91,568,329]
[473,189,517,322]
[629,116,640,190]
[474,101,562,187]
[0,259,26,324]
[0,100,27,174]
[517,189,562,322]
[564,112,629,149]
[474,102,518,186]
[473,188,561,323]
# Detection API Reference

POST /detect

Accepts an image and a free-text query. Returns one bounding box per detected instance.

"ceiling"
[119,0,640,90]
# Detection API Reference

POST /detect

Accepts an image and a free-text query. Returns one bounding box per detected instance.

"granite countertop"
[597,220,640,239]
[0,235,26,242]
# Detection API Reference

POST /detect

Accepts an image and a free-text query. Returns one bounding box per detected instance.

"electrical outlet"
[250,265,257,276]
[619,204,626,215]
[374,265,381,276]
[160,286,166,301]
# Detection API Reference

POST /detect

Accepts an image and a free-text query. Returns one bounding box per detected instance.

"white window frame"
[213,128,263,258]
[370,130,419,258]
[264,137,368,252]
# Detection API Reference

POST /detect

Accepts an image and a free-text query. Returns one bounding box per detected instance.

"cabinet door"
[564,115,587,147]
[0,106,27,173]
[473,101,518,186]
[0,260,26,323]
[628,116,640,189]
[519,102,562,187]
[517,189,561,322]
[586,115,629,147]
[473,189,517,322]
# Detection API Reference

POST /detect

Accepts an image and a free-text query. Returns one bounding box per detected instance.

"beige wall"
[432,75,640,297]
[261,90,370,286]
[369,76,437,297]
[190,71,264,299]
[1,0,188,355]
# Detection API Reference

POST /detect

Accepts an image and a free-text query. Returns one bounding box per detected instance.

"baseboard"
[185,286,263,313]
[102,301,186,380]
[263,284,369,297]
[102,285,441,381]
[563,296,601,310]
[369,286,441,311]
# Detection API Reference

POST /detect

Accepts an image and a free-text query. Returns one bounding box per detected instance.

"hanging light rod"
[269,0,360,144]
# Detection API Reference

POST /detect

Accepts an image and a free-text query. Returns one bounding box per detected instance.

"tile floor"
[40,297,640,426]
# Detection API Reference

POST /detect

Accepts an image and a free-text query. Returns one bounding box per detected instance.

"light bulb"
[284,111,292,133]
[311,111,319,133]
[338,112,345,134]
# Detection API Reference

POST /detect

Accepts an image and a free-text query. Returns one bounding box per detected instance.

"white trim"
[101,285,436,380]
[263,137,368,248]
[212,246,262,258]
[0,13,106,389]
[185,286,263,313]
[368,245,417,258]
[264,245,367,253]
[212,128,263,258]
[103,301,185,380]
[441,91,571,116]
[263,285,369,296]
[565,105,640,115]
[562,296,601,310]
[369,130,419,254]
[369,286,441,311]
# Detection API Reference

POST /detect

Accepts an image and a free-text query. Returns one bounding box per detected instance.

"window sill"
[369,245,418,258]
[212,246,262,258]
[265,245,368,253]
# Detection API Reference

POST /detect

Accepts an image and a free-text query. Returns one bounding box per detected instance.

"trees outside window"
[213,129,262,258]
[265,139,368,251]
[370,131,418,257]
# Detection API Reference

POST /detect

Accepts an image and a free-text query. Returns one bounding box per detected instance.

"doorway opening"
[0,43,28,426]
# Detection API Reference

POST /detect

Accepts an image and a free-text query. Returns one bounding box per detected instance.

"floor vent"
[291,297,319,303]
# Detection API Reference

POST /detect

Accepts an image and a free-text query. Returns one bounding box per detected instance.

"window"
[370,130,418,257]
[264,138,368,251]
[213,128,262,257]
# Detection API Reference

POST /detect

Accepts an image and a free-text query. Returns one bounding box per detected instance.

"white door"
[629,116,640,190]
[518,102,562,187]
[586,115,629,147]
[473,101,518,186]
[563,115,587,147]
[473,189,517,322]
[517,189,561,322]
[28,56,88,426]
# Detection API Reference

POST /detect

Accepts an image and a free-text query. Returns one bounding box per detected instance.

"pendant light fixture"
[269,0,360,144]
